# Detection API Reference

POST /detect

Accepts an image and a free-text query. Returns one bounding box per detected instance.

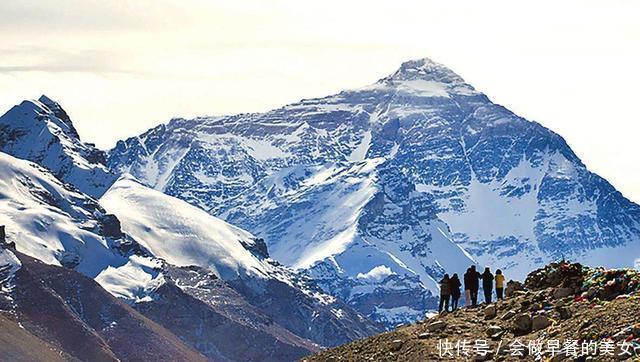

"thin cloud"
[0,46,147,76]
[0,1,161,33]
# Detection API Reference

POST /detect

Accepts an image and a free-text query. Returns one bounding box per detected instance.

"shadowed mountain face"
[108,58,640,327]
[0,249,206,362]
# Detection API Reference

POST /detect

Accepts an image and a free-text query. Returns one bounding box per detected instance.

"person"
[463,267,472,306]
[482,267,494,304]
[449,273,462,310]
[495,269,505,300]
[438,274,451,313]
[464,266,481,306]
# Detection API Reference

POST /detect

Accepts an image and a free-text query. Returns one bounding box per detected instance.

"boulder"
[513,314,532,334]
[501,310,517,320]
[389,339,403,352]
[532,314,552,331]
[553,287,573,299]
[484,305,497,319]
[486,325,503,338]
[556,306,571,320]
[427,320,446,332]
[505,280,525,297]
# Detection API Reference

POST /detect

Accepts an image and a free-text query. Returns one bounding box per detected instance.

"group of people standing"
[438,265,505,313]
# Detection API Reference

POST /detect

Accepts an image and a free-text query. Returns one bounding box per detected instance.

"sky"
[1,0,639,202]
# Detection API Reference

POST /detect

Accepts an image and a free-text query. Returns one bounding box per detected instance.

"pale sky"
[1,0,639,202]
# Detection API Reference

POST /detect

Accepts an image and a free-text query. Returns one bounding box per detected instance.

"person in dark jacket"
[438,274,451,313]
[464,265,481,306]
[449,273,462,310]
[482,267,494,304]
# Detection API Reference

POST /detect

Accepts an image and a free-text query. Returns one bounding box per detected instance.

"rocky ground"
[305,262,640,361]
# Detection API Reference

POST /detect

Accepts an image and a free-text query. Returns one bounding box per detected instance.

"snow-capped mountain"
[0,152,138,278]
[0,150,380,359]
[109,57,640,326]
[0,95,117,198]
[100,177,381,347]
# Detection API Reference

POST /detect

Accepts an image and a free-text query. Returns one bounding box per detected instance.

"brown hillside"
[306,262,640,361]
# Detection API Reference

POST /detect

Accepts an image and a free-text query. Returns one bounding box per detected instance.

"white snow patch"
[95,255,165,303]
[0,249,21,277]
[396,80,450,98]
[348,131,371,162]
[100,177,269,280]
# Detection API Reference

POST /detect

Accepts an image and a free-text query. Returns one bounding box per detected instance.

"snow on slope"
[0,152,162,302]
[100,177,269,280]
[100,176,383,346]
[0,248,21,306]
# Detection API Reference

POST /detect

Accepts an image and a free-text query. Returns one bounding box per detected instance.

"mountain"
[0,95,117,198]
[0,248,207,361]
[0,151,315,360]
[0,150,380,360]
[100,177,382,348]
[0,151,136,277]
[109,57,640,327]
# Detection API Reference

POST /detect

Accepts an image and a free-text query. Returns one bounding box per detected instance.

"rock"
[519,299,531,311]
[553,287,573,299]
[551,352,568,361]
[484,305,497,319]
[98,213,124,239]
[505,280,525,297]
[56,251,81,269]
[532,314,552,331]
[427,320,446,332]
[239,237,270,259]
[579,320,591,330]
[513,313,532,334]
[486,325,503,338]
[473,353,492,361]
[417,333,429,339]
[530,303,543,311]
[501,310,516,320]
[389,339,403,352]
[556,306,571,320]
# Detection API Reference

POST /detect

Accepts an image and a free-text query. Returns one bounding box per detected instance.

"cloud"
[0,1,161,33]
[0,46,145,76]
[356,265,396,282]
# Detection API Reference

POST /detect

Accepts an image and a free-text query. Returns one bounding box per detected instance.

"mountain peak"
[35,94,80,139]
[37,94,58,107]
[383,57,467,85]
